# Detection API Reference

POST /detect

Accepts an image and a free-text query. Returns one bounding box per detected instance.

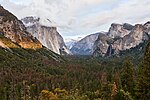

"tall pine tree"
[136,42,150,99]
[120,57,135,96]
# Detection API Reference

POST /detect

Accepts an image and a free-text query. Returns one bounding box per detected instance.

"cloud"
[78,0,150,34]
[0,0,150,38]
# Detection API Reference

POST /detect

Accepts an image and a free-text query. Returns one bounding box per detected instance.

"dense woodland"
[0,34,150,100]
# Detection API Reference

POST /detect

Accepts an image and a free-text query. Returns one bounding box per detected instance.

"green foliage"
[115,89,133,100]
[120,58,135,96]
[135,42,150,100]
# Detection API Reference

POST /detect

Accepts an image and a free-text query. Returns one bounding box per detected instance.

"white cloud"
[0,0,150,39]
[76,0,150,36]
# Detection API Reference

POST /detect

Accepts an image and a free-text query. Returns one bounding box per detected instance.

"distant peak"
[111,23,122,26]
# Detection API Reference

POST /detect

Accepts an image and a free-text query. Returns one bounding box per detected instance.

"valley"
[0,4,150,100]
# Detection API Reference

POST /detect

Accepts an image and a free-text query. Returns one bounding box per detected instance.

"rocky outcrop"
[21,16,70,55]
[93,33,112,56]
[0,6,42,49]
[107,23,132,38]
[65,37,82,50]
[71,33,100,55]
[71,22,149,56]
[143,21,150,35]
[93,22,150,57]
[105,44,114,57]
[111,24,143,52]
[123,23,134,31]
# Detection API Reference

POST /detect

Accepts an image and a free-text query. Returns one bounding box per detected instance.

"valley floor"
[0,41,150,100]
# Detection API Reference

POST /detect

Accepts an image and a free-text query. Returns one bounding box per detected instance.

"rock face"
[112,24,144,52]
[65,39,79,50]
[93,22,150,57]
[143,21,150,35]
[0,6,42,49]
[93,33,111,56]
[70,21,149,56]
[71,33,100,55]
[70,23,141,56]
[21,16,70,55]
[107,23,132,38]
[65,37,82,50]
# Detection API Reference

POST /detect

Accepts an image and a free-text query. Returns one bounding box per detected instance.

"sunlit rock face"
[21,16,70,55]
[121,24,144,50]
[0,6,42,49]
[113,24,149,51]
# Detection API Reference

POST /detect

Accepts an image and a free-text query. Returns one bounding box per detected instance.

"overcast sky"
[0,0,150,39]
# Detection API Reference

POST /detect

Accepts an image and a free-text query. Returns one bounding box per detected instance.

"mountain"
[65,39,78,49]
[65,37,82,49]
[70,22,149,56]
[70,33,100,55]
[0,6,63,63]
[0,6,42,49]
[21,16,70,55]
[93,33,112,56]
[93,22,150,57]
[97,23,134,56]
[107,23,133,38]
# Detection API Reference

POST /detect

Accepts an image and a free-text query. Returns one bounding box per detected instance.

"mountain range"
[0,5,149,57]
[70,22,150,56]
[0,5,63,63]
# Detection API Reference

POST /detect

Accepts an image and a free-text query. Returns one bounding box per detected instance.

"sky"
[0,0,150,39]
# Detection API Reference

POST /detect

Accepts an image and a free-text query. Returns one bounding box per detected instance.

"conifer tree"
[136,42,150,99]
[120,58,135,96]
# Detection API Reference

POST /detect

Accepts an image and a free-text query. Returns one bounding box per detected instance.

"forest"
[0,36,150,100]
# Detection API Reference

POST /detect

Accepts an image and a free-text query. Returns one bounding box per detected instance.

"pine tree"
[120,58,135,96]
[135,42,150,99]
